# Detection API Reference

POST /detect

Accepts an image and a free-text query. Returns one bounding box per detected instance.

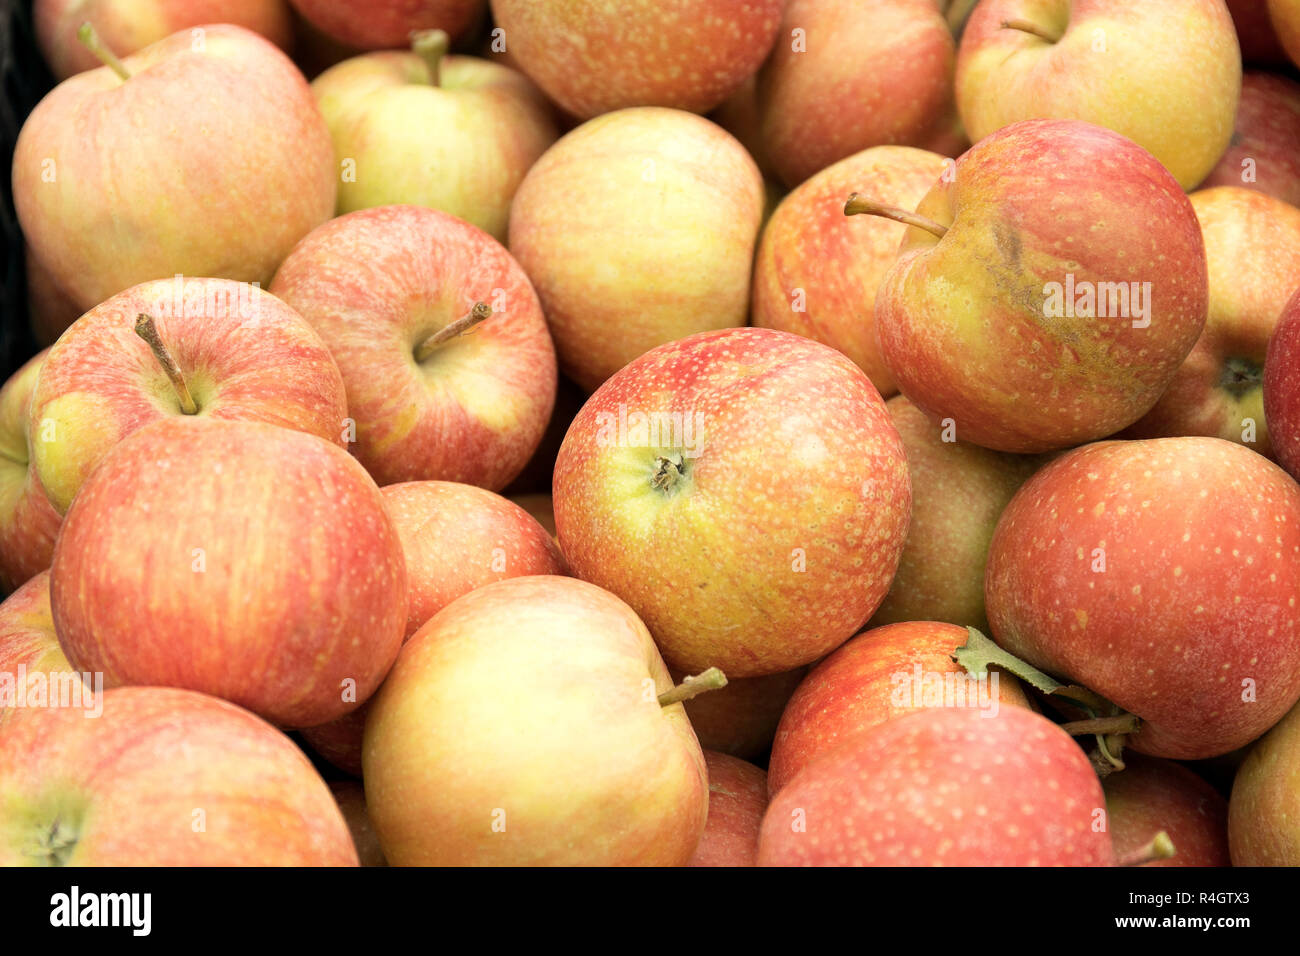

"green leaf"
[952,627,1065,696]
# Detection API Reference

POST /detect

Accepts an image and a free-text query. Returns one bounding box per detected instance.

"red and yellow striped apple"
[1200,72,1300,207]
[289,0,483,50]
[0,352,61,594]
[687,751,766,868]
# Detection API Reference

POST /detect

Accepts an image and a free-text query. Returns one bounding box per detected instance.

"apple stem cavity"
[657,667,727,707]
[414,302,492,363]
[411,28,451,87]
[135,313,199,415]
[1058,714,1140,738]
[1118,831,1176,867]
[845,194,948,239]
[77,22,132,81]
[1000,18,1061,43]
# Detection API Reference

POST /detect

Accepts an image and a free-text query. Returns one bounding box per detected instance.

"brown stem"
[1058,714,1141,737]
[77,22,131,80]
[414,302,491,363]
[658,668,727,707]
[845,194,948,239]
[134,314,198,415]
[411,29,449,87]
[1001,17,1061,44]
[1118,831,1175,867]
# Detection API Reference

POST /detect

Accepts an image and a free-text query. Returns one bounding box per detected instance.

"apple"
[1227,0,1291,65]
[862,119,1207,453]
[1103,754,1230,867]
[985,436,1300,759]
[310,30,557,242]
[299,708,367,779]
[0,572,87,729]
[25,251,82,347]
[488,0,783,120]
[1200,72,1300,209]
[50,417,408,729]
[757,0,963,188]
[1124,187,1300,457]
[1264,287,1300,479]
[328,781,387,867]
[672,666,805,762]
[768,621,1032,796]
[1229,696,1300,864]
[0,352,61,594]
[13,24,335,314]
[363,575,709,865]
[288,0,483,50]
[758,706,1113,866]
[35,0,294,79]
[708,76,778,183]
[270,204,557,491]
[956,0,1240,191]
[508,108,764,392]
[503,374,585,497]
[554,327,911,678]
[752,146,950,396]
[0,686,357,865]
[687,751,766,867]
[509,492,556,538]
[1269,0,1300,69]
[29,276,349,516]
[870,397,1041,627]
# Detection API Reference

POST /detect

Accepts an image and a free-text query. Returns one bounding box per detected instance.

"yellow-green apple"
[1269,0,1300,68]
[767,621,1031,795]
[752,146,949,396]
[488,0,783,120]
[553,327,911,677]
[288,0,483,49]
[1200,72,1300,208]
[956,0,1240,191]
[1265,288,1300,478]
[1228,0,1290,65]
[13,24,335,314]
[29,276,349,516]
[24,253,81,347]
[672,666,805,762]
[985,436,1300,759]
[1103,754,1230,867]
[271,205,556,490]
[687,751,766,867]
[310,30,557,241]
[0,352,61,594]
[757,0,963,188]
[50,417,408,729]
[1229,696,1300,864]
[328,780,387,867]
[363,575,709,865]
[0,572,90,729]
[758,706,1113,866]
[871,397,1041,627]
[863,119,1208,453]
[35,0,293,79]
[0,686,358,865]
[508,108,764,391]
[1124,188,1300,456]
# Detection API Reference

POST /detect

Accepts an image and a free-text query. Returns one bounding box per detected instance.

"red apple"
[758,706,1113,866]
[35,0,294,79]
[0,352,61,594]
[328,780,387,867]
[1229,695,1300,864]
[13,24,335,313]
[288,0,483,50]
[0,686,358,865]
[867,119,1207,453]
[673,666,805,762]
[509,492,556,539]
[1103,754,1230,867]
[1124,187,1300,457]
[758,0,962,187]
[488,0,783,120]
[50,417,408,729]
[271,205,556,491]
[29,276,349,515]
[687,751,766,867]
[986,436,1300,759]
[1264,287,1300,479]
[752,146,950,395]
[554,327,911,677]
[0,572,90,729]
[1201,72,1300,213]
[768,621,1032,795]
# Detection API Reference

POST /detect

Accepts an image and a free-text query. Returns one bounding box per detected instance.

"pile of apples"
[3,0,1300,868]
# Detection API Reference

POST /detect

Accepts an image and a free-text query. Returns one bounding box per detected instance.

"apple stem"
[1000,18,1061,43]
[134,314,198,415]
[77,22,131,81]
[845,194,948,239]
[1058,714,1140,738]
[1118,831,1176,867]
[658,667,727,707]
[414,302,492,363]
[411,28,450,87]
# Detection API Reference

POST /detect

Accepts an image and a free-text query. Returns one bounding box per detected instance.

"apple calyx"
[1000,18,1062,44]
[1117,831,1176,867]
[411,29,451,87]
[135,314,199,415]
[1220,357,1263,397]
[29,817,78,866]
[77,22,132,81]
[651,454,688,493]
[414,302,492,363]
[657,667,727,707]
[844,194,948,239]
